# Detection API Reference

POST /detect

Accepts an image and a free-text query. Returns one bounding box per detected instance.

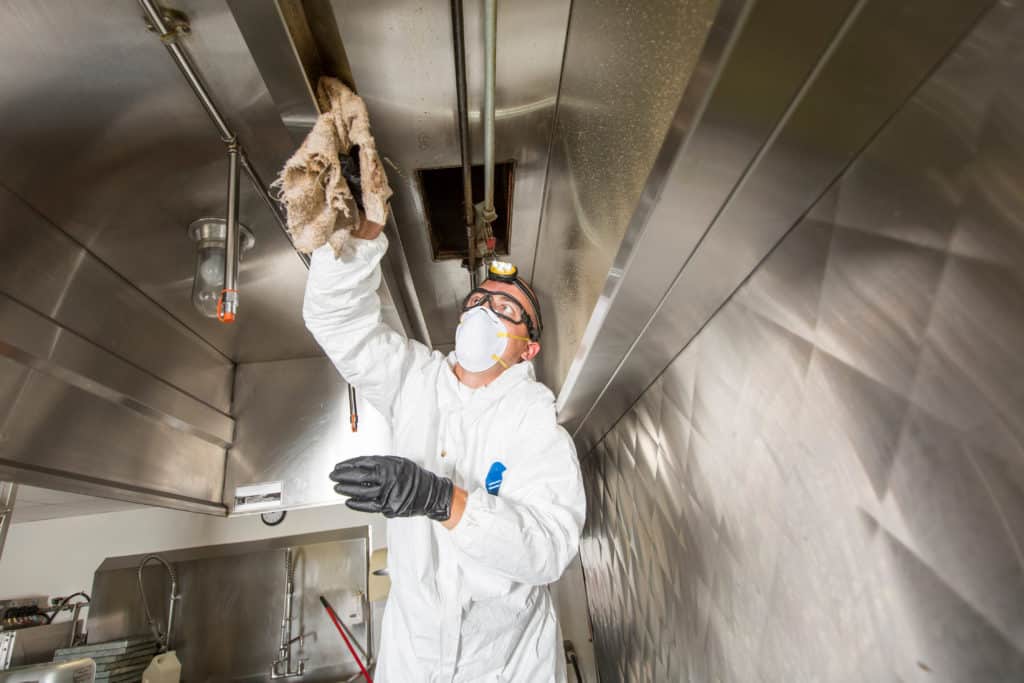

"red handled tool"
[319,595,372,683]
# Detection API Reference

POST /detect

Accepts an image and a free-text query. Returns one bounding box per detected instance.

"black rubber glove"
[330,455,453,521]
[339,145,364,211]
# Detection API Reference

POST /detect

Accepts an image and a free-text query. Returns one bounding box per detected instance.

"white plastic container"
[142,651,181,683]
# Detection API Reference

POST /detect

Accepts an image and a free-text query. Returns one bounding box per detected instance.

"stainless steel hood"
[0,0,727,513]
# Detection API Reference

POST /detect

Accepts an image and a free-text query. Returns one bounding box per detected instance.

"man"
[303,217,586,682]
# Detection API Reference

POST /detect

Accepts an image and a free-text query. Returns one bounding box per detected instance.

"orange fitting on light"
[216,289,238,324]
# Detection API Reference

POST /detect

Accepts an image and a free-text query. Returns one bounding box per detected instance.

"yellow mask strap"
[491,354,510,369]
[498,331,531,343]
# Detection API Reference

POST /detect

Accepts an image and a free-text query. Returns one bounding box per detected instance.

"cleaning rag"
[275,77,393,258]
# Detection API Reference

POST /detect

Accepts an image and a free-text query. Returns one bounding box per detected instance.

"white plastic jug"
[142,651,182,683]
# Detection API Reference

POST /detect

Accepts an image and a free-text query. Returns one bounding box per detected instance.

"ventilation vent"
[416,162,515,261]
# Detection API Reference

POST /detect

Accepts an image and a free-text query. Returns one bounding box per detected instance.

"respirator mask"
[455,307,513,372]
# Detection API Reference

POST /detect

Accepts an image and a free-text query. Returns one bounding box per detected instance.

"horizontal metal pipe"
[139,0,234,143]
[139,0,309,269]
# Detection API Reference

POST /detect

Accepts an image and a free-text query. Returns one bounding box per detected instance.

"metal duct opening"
[417,162,515,261]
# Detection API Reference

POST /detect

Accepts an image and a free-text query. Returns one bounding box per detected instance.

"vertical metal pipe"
[165,573,178,651]
[282,548,293,669]
[450,0,477,287]
[348,384,359,432]
[0,483,17,562]
[482,0,497,218]
[221,144,241,322]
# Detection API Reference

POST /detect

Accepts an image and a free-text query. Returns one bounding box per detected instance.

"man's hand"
[351,214,385,241]
[330,455,453,521]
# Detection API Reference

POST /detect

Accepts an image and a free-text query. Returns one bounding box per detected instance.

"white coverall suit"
[303,234,587,682]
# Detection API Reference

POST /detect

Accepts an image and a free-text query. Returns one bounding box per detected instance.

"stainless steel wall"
[579,1,1024,679]
[88,529,372,682]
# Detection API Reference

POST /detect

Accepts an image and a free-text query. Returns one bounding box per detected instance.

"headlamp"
[485,261,543,339]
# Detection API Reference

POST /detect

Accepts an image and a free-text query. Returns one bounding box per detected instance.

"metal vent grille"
[416,162,515,261]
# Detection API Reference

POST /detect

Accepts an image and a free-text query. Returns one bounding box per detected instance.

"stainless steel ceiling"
[0,0,317,364]
[327,0,572,352]
[0,0,714,375]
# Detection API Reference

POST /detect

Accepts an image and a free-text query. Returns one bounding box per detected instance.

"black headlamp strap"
[486,262,543,339]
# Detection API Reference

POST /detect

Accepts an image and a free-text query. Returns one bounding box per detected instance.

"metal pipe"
[348,384,359,432]
[138,0,308,269]
[220,144,241,323]
[139,0,233,143]
[272,548,305,679]
[482,0,497,220]
[242,153,310,268]
[564,640,583,683]
[0,483,16,563]
[450,0,477,287]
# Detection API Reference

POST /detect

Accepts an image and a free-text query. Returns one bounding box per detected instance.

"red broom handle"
[319,595,373,683]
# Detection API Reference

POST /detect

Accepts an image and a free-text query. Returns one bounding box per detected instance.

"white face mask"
[455,307,509,373]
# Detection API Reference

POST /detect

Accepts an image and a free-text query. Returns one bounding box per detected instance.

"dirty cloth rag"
[275,77,392,257]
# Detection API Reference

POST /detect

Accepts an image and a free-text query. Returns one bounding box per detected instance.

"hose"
[137,555,177,652]
[285,547,295,584]
[44,592,91,624]
[320,596,372,683]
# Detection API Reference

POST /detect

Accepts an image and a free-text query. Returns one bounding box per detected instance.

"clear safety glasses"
[461,288,539,341]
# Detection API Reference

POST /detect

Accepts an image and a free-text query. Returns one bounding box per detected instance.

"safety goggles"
[461,288,540,341]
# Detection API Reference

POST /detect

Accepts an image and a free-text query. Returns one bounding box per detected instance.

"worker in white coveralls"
[303,216,586,682]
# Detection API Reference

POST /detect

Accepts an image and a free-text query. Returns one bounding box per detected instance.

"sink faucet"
[271,547,306,679]
[137,554,179,653]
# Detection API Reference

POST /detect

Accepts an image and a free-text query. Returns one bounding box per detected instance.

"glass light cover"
[187,218,255,319]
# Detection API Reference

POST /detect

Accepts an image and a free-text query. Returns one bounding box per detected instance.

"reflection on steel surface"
[224,357,393,514]
[565,0,994,452]
[554,0,854,424]
[579,2,1024,679]
[0,186,234,411]
[0,188,230,512]
[531,0,722,391]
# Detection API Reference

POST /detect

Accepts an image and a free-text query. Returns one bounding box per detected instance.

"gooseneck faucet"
[271,547,306,679]
[137,554,178,652]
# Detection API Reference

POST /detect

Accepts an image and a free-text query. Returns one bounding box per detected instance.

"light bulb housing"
[187,218,255,318]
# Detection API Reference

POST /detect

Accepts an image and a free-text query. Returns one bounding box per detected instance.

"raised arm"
[302,230,432,419]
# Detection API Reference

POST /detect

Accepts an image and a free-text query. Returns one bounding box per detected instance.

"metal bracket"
[143,6,191,42]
